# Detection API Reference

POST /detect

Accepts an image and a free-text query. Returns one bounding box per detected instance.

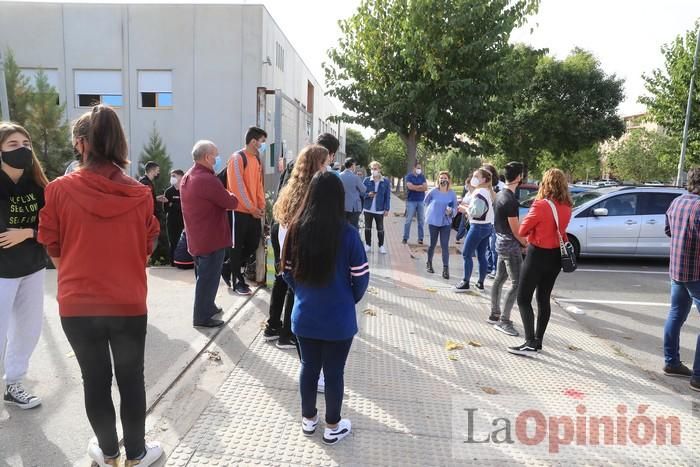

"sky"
[7,0,700,117]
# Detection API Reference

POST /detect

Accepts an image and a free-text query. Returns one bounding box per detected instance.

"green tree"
[640,21,700,168]
[325,0,539,174]
[24,69,72,179]
[434,147,482,185]
[369,133,406,190]
[484,47,625,178]
[605,129,678,183]
[139,124,172,195]
[535,146,601,182]
[1,49,32,126]
[345,128,370,167]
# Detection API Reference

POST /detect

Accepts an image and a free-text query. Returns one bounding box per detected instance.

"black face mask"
[1,147,34,170]
[439,180,448,186]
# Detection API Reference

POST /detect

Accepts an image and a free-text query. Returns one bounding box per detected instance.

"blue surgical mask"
[258,142,267,154]
[214,155,223,173]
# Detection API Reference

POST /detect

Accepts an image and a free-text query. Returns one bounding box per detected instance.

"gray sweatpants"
[490,253,522,324]
[0,269,45,385]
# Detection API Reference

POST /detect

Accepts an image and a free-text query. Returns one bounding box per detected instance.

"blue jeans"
[428,224,451,267]
[462,223,493,283]
[297,336,354,424]
[487,232,498,272]
[663,280,700,378]
[193,248,226,324]
[403,201,425,241]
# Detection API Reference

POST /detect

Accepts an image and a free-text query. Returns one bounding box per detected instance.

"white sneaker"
[317,372,325,394]
[3,382,41,409]
[124,441,164,466]
[323,418,352,445]
[302,415,319,436]
[379,246,387,254]
[87,438,120,467]
[364,244,371,253]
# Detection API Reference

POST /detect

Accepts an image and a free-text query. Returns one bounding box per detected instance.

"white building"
[0,2,346,188]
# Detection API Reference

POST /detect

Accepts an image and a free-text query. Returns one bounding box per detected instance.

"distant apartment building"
[0,2,346,189]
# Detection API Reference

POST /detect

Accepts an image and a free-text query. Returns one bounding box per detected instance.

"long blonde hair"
[0,122,49,187]
[474,167,496,201]
[536,168,572,206]
[273,144,329,226]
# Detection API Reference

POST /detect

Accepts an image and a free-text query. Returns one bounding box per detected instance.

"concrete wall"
[0,2,343,181]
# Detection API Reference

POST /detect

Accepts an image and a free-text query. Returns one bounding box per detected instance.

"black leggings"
[61,315,147,460]
[516,245,561,344]
[364,212,385,246]
[227,212,262,283]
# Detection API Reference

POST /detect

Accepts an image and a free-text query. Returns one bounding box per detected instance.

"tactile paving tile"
[167,197,699,466]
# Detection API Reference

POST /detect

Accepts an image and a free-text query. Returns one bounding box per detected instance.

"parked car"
[515,183,539,201]
[563,187,684,258]
[518,185,592,218]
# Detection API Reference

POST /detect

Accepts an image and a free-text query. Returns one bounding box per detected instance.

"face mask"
[415,169,422,175]
[470,176,481,188]
[214,155,223,173]
[439,179,448,186]
[372,169,380,177]
[153,173,160,180]
[258,142,267,154]
[1,146,34,170]
[170,176,178,186]
[327,165,334,172]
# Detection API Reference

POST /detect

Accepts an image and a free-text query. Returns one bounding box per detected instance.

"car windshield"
[520,190,604,209]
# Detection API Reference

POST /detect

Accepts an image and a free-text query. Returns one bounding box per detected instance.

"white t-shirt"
[470,187,495,225]
[278,225,288,252]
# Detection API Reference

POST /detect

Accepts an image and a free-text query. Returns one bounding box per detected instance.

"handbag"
[544,199,576,273]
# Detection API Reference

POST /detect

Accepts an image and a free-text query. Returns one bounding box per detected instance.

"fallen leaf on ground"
[480,387,499,395]
[445,340,464,351]
[567,345,581,351]
[622,336,633,340]
[368,287,379,295]
[467,340,482,347]
[363,308,377,316]
[448,354,458,361]
[426,287,437,293]
[204,350,221,362]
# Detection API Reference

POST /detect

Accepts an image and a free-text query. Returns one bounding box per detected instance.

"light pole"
[0,50,10,121]
[676,27,700,187]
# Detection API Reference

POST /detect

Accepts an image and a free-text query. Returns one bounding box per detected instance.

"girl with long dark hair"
[282,172,369,445]
[0,122,49,410]
[38,105,162,466]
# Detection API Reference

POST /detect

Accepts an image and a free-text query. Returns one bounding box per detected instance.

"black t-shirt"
[139,176,157,215]
[0,169,46,278]
[164,185,183,222]
[494,189,519,235]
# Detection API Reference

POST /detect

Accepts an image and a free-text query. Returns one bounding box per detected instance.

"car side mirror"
[593,208,608,217]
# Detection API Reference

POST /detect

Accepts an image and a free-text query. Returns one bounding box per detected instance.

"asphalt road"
[552,257,699,392]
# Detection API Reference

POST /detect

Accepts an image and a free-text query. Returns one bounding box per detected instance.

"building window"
[275,42,285,71]
[74,70,122,108]
[138,70,173,108]
[21,68,61,104]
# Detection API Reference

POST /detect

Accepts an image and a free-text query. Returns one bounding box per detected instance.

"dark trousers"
[166,216,184,265]
[194,248,226,324]
[364,212,385,246]
[267,223,294,338]
[345,211,361,230]
[427,224,451,267]
[517,245,562,344]
[227,212,262,285]
[61,316,147,460]
[297,336,353,424]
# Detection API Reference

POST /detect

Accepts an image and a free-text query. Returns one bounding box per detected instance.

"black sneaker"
[454,280,470,293]
[402,239,408,245]
[475,282,485,291]
[442,267,449,280]
[691,378,700,392]
[418,240,423,245]
[276,335,297,350]
[486,314,500,325]
[234,282,253,296]
[4,383,41,409]
[263,327,280,341]
[663,363,692,378]
[426,262,434,274]
[507,342,538,357]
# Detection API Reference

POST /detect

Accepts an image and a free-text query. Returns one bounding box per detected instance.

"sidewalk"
[164,195,698,466]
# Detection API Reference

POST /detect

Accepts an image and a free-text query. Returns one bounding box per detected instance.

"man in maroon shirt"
[180,140,238,328]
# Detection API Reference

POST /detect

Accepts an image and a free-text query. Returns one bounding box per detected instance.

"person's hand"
[253,208,265,219]
[369,192,376,198]
[457,204,468,214]
[384,211,389,217]
[0,228,32,248]
[157,195,168,203]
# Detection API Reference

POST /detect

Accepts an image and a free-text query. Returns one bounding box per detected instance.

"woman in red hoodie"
[38,105,162,467]
[508,169,572,357]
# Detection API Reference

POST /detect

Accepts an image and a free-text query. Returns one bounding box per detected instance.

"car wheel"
[568,235,581,259]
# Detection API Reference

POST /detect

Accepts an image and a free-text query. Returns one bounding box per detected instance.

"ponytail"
[82,105,129,169]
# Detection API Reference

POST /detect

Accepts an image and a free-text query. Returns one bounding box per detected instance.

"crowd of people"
[0,104,698,465]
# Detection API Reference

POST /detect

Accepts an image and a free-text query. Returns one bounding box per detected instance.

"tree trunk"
[523,161,529,183]
[404,129,418,176]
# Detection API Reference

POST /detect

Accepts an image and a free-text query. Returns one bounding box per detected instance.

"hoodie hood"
[60,166,152,219]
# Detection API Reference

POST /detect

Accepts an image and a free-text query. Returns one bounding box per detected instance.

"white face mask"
[470,176,481,188]
[170,176,178,186]
[372,169,380,177]
[415,169,422,175]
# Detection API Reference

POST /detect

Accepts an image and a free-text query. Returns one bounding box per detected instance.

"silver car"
[564,187,684,258]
